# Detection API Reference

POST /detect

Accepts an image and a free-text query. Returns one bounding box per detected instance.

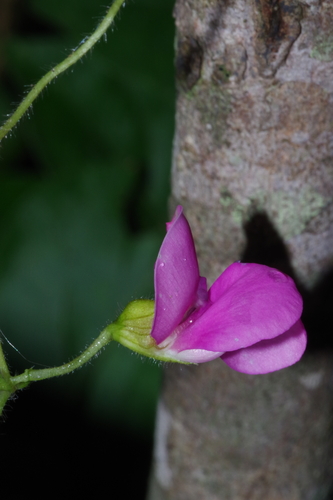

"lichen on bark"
[172,0,333,287]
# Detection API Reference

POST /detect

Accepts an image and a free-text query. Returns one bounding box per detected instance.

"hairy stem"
[10,325,116,386]
[0,340,17,417]
[0,390,12,417]
[0,0,125,141]
[0,340,10,379]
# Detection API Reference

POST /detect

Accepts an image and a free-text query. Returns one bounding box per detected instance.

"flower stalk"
[10,326,115,387]
[0,0,125,142]
[0,326,116,417]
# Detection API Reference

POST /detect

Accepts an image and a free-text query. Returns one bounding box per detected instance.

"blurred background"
[0,0,175,497]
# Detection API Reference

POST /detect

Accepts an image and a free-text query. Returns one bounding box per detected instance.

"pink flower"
[151,205,307,374]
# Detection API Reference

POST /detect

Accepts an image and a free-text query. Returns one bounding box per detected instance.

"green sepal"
[107,300,191,363]
[110,300,155,353]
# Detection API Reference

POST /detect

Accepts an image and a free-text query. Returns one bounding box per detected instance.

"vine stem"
[0,0,125,141]
[0,339,17,416]
[10,325,116,386]
[0,339,11,379]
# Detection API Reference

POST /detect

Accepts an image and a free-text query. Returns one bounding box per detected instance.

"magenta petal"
[172,262,303,353]
[151,206,201,344]
[221,319,307,374]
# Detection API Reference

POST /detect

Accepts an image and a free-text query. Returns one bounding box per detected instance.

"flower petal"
[151,206,202,344]
[172,262,303,353]
[221,319,307,374]
[173,348,224,363]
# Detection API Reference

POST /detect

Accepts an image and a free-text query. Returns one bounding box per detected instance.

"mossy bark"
[148,0,333,498]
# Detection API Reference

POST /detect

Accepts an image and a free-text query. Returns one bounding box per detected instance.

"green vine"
[0,325,117,416]
[0,0,125,142]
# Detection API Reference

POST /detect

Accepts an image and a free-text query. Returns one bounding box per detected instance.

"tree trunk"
[148,0,333,498]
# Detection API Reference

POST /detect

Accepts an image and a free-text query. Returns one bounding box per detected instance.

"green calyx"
[109,300,156,354]
[108,300,191,364]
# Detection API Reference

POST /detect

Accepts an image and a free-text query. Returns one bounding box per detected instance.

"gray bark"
[148,0,333,498]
